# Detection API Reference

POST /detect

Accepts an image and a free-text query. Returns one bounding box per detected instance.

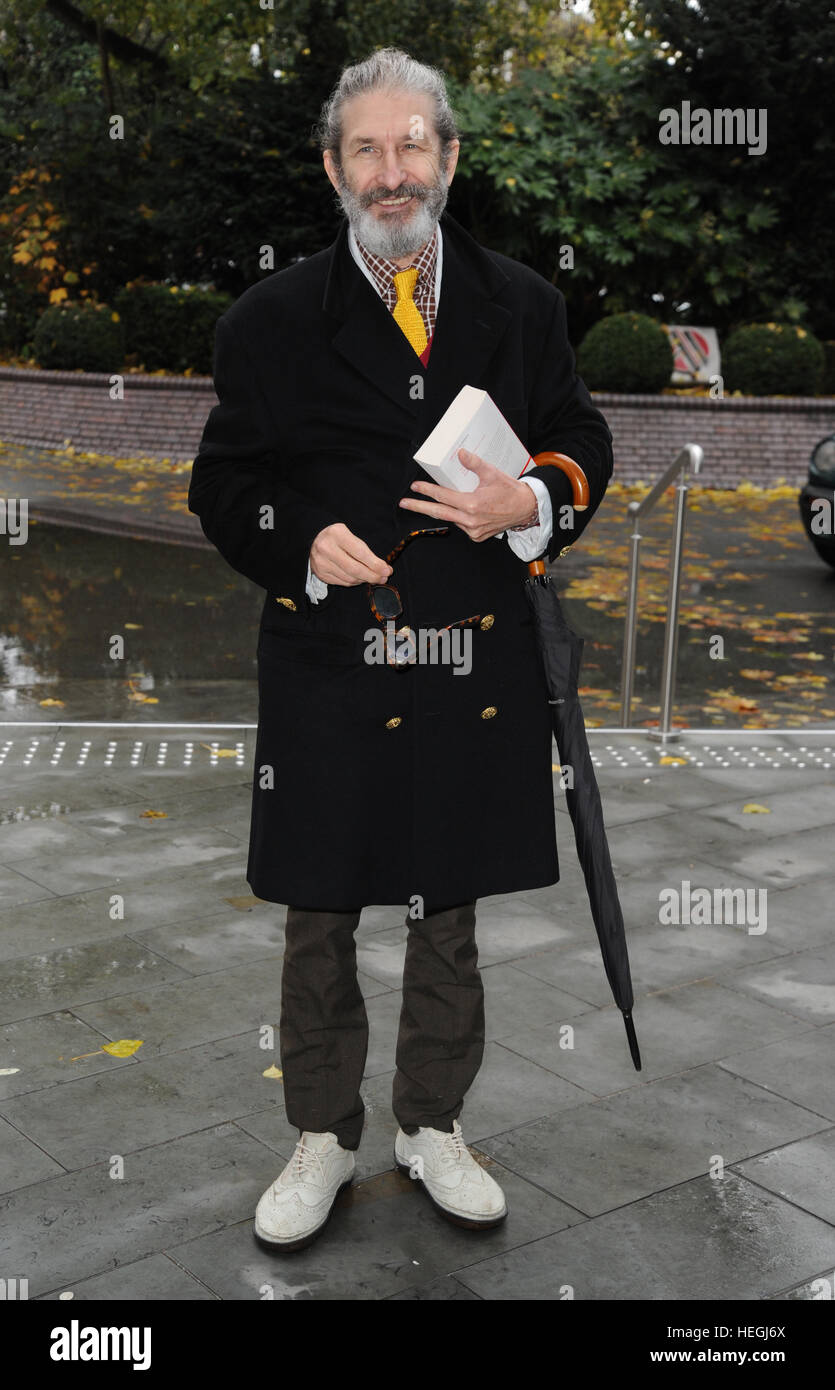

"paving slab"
[721,941,835,1024]
[0,1112,67,1191]
[0,936,191,1025]
[0,863,57,911]
[453,1171,835,1301]
[735,1127,835,1226]
[697,783,835,837]
[11,827,244,895]
[35,1252,218,1301]
[477,1064,830,1217]
[0,1032,284,1171]
[130,906,285,974]
[0,1123,277,1298]
[0,1009,137,1100]
[718,1023,835,1121]
[497,979,813,1096]
[0,864,271,960]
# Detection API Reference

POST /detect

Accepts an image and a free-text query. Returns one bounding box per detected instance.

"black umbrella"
[524,453,642,1071]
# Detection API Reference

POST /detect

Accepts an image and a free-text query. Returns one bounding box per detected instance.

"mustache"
[363,186,427,206]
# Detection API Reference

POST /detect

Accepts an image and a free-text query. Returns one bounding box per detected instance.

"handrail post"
[619,444,703,738]
[620,508,642,727]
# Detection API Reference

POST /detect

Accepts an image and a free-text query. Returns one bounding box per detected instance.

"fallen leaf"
[38,697,65,708]
[659,755,687,765]
[199,743,239,757]
[739,669,774,681]
[140,809,167,818]
[262,1064,283,1080]
[101,1039,144,1058]
[742,803,771,814]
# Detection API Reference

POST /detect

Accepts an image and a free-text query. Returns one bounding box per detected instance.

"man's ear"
[323,149,341,193]
[444,138,461,184]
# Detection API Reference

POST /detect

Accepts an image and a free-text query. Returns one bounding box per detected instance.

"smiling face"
[323,88,460,263]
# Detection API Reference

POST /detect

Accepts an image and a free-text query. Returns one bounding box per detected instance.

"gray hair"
[314,47,460,169]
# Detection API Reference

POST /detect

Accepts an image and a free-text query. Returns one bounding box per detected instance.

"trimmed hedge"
[577,312,673,393]
[33,301,125,372]
[722,322,824,396]
[112,282,233,374]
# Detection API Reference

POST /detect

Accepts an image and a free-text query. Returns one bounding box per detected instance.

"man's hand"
[399,448,536,541]
[310,522,392,586]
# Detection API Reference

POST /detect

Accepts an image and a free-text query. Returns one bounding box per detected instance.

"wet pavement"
[1,441,833,728]
[0,726,833,1300]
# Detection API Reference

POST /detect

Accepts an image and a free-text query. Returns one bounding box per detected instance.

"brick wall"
[1,365,833,489]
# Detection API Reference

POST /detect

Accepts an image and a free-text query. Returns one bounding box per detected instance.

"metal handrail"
[620,443,703,741]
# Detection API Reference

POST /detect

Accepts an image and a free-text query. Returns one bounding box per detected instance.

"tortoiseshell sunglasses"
[367,526,449,623]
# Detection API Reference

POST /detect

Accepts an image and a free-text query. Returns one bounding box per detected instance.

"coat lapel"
[321,211,513,437]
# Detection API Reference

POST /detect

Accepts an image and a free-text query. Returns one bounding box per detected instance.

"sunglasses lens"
[372,586,401,619]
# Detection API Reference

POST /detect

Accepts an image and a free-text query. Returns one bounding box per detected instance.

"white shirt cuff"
[306,559,328,603]
[504,477,553,560]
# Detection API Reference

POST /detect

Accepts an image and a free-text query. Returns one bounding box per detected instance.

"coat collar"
[320,210,512,428]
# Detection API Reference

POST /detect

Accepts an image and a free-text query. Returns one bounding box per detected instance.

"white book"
[413,385,533,492]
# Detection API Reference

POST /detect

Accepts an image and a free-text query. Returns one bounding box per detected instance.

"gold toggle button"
[275,596,297,611]
[385,716,403,730]
[481,706,498,719]
[479,614,495,631]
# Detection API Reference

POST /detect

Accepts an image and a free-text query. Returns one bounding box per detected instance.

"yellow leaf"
[262,1064,283,1079]
[101,1039,144,1058]
[39,697,65,707]
[742,803,771,814]
[659,755,687,765]
[140,809,168,818]
[199,743,238,756]
[124,622,143,630]
[48,286,68,304]
[739,669,774,680]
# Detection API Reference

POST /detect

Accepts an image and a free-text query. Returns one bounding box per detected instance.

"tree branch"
[44,0,171,74]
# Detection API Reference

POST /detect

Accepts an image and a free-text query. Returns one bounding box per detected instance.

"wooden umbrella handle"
[526,452,590,577]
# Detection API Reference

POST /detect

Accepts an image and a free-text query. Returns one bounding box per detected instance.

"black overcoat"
[188,210,613,909]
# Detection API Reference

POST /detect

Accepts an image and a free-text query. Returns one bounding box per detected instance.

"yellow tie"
[392,267,428,356]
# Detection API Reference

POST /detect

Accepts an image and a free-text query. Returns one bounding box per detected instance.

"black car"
[799,434,835,569]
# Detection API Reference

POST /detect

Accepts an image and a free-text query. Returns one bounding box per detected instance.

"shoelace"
[438,1127,471,1164]
[279,1137,330,1188]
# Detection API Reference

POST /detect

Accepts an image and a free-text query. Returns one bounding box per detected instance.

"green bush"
[33,301,125,372]
[722,322,824,396]
[113,282,233,374]
[577,313,673,393]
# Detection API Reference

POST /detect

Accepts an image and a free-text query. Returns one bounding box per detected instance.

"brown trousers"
[279,901,483,1150]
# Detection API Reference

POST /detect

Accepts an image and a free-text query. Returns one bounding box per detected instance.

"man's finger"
[399,497,463,522]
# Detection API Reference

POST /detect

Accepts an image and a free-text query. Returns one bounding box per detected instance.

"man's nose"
[378,152,409,188]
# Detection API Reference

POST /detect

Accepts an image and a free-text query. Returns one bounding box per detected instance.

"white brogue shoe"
[253,1131,355,1252]
[394,1120,507,1228]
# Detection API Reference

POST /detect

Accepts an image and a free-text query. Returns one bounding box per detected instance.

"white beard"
[334,171,450,259]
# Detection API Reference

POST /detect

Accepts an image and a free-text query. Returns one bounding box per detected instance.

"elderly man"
[188,46,613,1252]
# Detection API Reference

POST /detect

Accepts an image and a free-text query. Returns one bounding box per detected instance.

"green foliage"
[577,312,673,393]
[113,282,233,373]
[722,323,825,397]
[33,301,125,372]
[1,0,832,370]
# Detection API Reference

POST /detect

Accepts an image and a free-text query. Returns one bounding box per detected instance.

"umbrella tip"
[623,1010,642,1071]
